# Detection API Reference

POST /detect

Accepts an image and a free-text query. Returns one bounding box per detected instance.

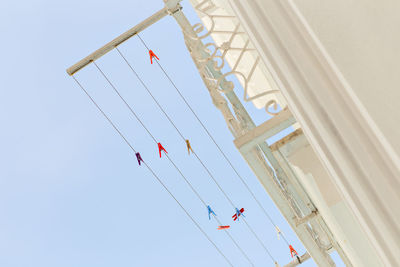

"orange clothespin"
[186,139,193,155]
[149,50,159,64]
[158,142,167,158]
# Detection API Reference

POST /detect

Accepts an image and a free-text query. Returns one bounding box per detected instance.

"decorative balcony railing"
[186,0,287,116]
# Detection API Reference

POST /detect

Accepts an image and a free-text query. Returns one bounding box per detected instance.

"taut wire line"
[71,75,234,267]
[110,48,277,264]
[92,61,255,266]
[137,34,291,247]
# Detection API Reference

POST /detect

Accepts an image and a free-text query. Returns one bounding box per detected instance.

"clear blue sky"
[0,1,344,266]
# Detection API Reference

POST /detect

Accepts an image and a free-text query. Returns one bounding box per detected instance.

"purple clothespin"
[136,152,144,166]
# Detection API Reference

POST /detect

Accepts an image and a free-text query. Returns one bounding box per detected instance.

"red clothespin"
[158,142,167,158]
[217,225,230,230]
[149,50,159,64]
[289,245,301,263]
[232,208,245,221]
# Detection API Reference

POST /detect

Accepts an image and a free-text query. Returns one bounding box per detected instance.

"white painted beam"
[295,210,318,227]
[283,252,311,267]
[233,107,295,153]
[66,0,183,76]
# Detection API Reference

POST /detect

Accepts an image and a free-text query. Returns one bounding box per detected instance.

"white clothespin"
[276,226,282,240]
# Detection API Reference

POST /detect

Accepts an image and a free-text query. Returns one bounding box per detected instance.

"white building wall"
[226,0,400,266]
[294,0,400,159]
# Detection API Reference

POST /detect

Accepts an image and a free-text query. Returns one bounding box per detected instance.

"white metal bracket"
[66,0,183,76]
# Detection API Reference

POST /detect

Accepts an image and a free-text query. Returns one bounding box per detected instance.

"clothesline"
[69,33,303,266]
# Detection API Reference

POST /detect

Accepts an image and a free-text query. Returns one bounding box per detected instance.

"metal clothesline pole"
[66,0,182,76]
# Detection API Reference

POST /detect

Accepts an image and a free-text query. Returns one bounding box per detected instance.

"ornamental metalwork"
[185,0,287,116]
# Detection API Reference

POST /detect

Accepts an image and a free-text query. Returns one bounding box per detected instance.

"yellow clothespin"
[186,139,193,155]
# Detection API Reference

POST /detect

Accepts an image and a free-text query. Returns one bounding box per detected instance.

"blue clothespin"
[207,205,216,220]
